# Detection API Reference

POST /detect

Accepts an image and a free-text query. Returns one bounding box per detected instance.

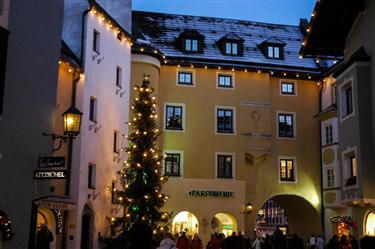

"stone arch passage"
[257,195,321,239]
[172,211,199,237]
[211,212,238,237]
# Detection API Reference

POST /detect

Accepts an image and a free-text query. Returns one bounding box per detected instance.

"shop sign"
[34,170,67,179]
[35,200,75,210]
[188,190,235,198]
[38,157,65,167]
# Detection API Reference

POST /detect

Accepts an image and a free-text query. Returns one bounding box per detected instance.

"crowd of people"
[156,229,375,249]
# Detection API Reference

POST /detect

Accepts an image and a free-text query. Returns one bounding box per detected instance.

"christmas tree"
[113,76,168,246]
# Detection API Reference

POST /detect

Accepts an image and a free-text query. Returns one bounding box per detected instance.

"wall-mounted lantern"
[244,202,254,215]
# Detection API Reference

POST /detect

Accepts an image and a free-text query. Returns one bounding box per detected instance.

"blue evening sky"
[133,0,316,26]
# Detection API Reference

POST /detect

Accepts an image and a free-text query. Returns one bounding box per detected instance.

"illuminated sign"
[35,200,75,210]
[34,170,67,179]
[188,190,235,198]
[38,157,65,167]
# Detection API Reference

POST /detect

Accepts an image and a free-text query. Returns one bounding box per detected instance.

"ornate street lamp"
[43,105,83,152]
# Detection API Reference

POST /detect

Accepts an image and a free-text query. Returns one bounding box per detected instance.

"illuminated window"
[365,212,375,236]
[344,151,357,187]
[350,156,357,177]
[216,108,234,133]
[165,105,183,130]
[217,154,233,178]
[280,158,295,182]
[164,153,181,176]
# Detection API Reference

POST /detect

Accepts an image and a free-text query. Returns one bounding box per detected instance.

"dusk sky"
[133,0,316,26]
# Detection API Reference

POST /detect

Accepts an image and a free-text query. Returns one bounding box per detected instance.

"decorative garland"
[0,213,14,241]
[329,216,358,229]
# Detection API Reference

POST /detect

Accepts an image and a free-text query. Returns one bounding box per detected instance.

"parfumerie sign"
[188,190,235,198]
[34,170,67,179]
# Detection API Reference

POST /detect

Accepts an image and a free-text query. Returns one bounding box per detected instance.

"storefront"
[365,211,375,236]
[162,178,246,243]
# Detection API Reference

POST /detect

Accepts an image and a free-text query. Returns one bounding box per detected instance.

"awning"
[33,196,76,210]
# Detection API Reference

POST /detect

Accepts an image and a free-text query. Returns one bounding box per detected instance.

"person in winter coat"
[157,233,177,249]
[316,235,324,249]
[190,234,203,249]
[35,224,53,249]
[252,236,262,249]
[177,232,190,249]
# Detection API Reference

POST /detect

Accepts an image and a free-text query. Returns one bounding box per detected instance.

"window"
[113,130,120,153]
[279,158,295,182]
[89,97,97,122]
[267,46,280,58]
[217,155,233,178]
[164,153,181,176]
[281,82,295,95]
[278,113,294,138]
[218,74,233,88]
[184,39,198,52]
[225,42,238,55]
[93,29,100,53]
[350,156,357,177]
[178,71,193,85]
[331,83,337,104]
[345,86,353,115]
[165,105,183,130]
[327,168,335,188]
[88,164,96,189]
[116,66,122,88]
[325,125,333,144]
[217,108,234,133]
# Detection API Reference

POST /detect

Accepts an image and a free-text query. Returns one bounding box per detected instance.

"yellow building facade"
[131,11,324,243]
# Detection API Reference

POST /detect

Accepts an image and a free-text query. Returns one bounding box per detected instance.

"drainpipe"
[318,81,325,235]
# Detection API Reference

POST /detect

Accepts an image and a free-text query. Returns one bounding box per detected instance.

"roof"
[132,11,321,74]
[300,0,365,57]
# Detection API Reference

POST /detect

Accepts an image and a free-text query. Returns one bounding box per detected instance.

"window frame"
[216,152,235,179]
[177,70,195,86]
[342,147,358,189]
[116,65,122,88]
[277,112,296,139]
[113,130,121,153]
[326,168,335,188]
[278,157,297,183]
[339,77,355,122]
[184,38,199,52]
[88,163,96,189]
[89,97,97,123]
[163,150,183,177]
[224,42,239,55]
[93,29,100,54]
[215,106,236,135]
[280,80,297,96]
[325,124,333,145]
[164,103,185,132]
[267,45,281,59]
[217,72,235,89]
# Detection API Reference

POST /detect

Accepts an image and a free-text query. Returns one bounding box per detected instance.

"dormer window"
[177,29,205,53]
[218,33,244,56]
[185,39,198,52]
[259,37,286,60]
[267,46,280,58]
[225,42,238,55]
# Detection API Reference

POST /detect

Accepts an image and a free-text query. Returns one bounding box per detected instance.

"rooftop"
[132,11,322,75]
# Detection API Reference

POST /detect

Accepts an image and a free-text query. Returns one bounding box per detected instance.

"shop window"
[165,104,184,131]
[365,212,375,236]
[217,154,233,178]
[164,152,181,177]
[279,158,296,182]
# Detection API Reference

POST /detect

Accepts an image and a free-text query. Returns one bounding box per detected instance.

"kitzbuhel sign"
[34,170,67,179]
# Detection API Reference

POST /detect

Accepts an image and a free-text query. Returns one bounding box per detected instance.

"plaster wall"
[67,11,131,249]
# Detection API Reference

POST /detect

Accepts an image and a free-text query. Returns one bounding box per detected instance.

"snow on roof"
[132,11,320,72]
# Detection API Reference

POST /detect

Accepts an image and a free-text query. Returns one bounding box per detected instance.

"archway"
[211,212,238,237]
[365,211,375,236]
[80,204,94,249]
[172,211,199,237]
[256,195,321,239]
[36,209,57,249]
